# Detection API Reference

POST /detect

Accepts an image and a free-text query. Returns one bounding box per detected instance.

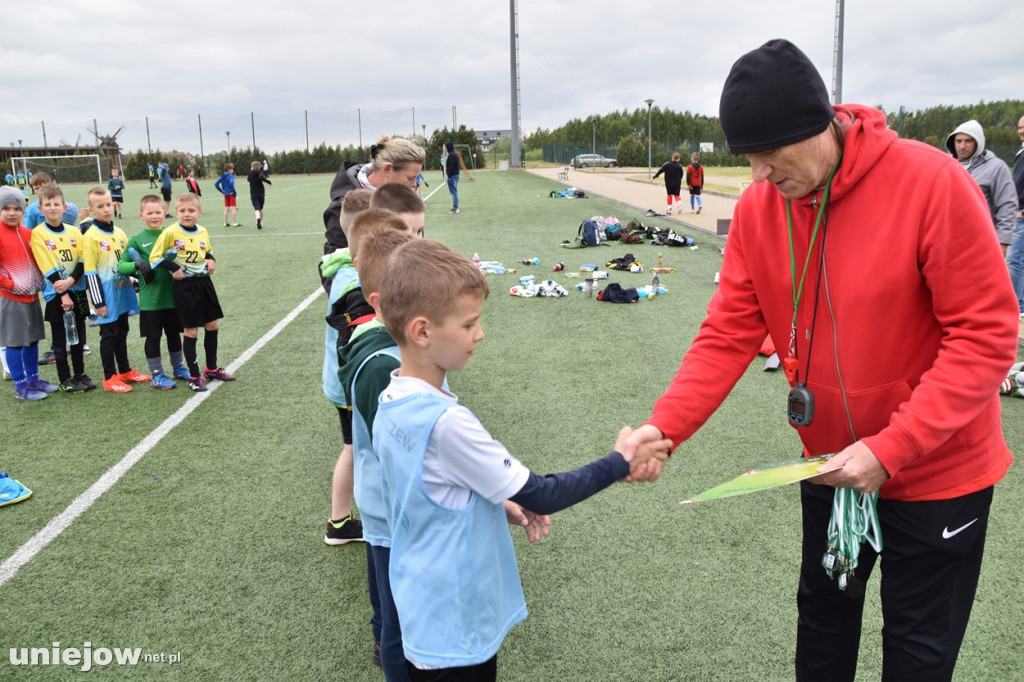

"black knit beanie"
[719,39,835,154]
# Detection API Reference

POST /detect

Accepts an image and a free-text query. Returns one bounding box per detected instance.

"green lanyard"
[823,487,882,592]
[784,154,843,368]
[782,153,883,591]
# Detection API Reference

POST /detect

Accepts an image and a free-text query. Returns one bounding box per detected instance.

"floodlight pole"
[226,131,231,164]
[832,0,845,104]
[645,99,654,180]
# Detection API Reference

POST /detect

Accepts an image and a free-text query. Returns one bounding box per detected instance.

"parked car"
[572,153,616,168]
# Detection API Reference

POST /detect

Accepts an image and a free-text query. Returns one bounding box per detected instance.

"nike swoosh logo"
[141,243,153,248]
[942,518,978,539]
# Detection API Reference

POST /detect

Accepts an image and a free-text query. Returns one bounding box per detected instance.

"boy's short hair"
[175,192,201,208]
[224,163,234,171]
[250,161,261,170]
[339,189,373,236]
[348,208,408,260]
[37,186,64,203]
[369,183,425,216]
[86,187,111,205]
[140,194,163,209]
[357,227,414,298]
[379,240,489,344]
[30,172,52,189]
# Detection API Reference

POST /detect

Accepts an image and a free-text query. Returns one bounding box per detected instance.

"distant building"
[476,130,511,151]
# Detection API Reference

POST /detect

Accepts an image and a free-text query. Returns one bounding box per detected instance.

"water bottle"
[64,309,79,346]
[519,257,540,265]
[651,272,660,296]
[128,246,145,268]
[164,247,180,260]
[552,262,565,272]
[472,252,480,268]
[658,252,664,267]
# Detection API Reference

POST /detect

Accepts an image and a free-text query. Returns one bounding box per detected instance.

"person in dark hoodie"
[945,119,1018,254]
[652,152,685,214]
[443,141,474,214]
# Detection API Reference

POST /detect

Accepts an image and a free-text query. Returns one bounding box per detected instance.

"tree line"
[527,99,1024,168]
[117,125,488,181]
[111,99,1023,179]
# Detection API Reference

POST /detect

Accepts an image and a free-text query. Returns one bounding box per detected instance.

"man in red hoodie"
[630,40,1019,680]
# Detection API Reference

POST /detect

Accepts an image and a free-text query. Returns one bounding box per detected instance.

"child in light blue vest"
[373,239,670,679]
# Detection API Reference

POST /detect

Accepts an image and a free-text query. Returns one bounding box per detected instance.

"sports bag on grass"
[648,226,695,247]
[0,472,32,507]
[597,282,640,303]
[579,219,603,246]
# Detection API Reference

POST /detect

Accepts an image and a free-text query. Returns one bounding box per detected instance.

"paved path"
[527,166,738,239]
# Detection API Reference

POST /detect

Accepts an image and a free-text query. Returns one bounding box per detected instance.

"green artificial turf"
[0,171,1020,680]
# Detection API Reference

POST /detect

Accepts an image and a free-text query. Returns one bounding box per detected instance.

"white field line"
[0,286,326,588]
[423,182,445,202]
[213,231,324,238]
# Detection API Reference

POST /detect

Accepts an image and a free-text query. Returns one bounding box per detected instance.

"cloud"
[2,0,1019,154]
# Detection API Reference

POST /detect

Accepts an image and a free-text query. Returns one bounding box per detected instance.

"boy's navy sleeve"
[509,453,630,515]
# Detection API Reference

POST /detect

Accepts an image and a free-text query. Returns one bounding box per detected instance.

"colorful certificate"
[681,454,839,504]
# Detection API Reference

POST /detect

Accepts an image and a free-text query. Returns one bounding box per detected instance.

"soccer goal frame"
[11,154,108,185]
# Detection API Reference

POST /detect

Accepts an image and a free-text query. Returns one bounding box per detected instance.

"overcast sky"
[1,0,1021,155]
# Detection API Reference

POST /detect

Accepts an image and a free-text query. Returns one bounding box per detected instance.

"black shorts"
[250,193,265,210]
[161,187,172,201]
[111,195,123,204]
[139,308,183,338]
[337,406,353,444]
[688,186,702,196]
[172,276,223,328]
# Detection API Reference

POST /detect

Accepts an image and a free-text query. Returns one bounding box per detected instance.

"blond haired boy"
[29,186,91,391]
[117,195,188,389]
[374,240,669,678]
[82,187,150,392]
[150,193,233,392]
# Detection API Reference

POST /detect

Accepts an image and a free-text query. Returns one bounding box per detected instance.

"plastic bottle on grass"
[472,253,480,268]
[64,310,79,346]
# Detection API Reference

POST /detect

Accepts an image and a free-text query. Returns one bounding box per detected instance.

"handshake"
[614,425,672,482]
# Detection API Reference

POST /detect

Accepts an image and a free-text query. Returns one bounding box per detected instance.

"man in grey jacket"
[946,119,1018,256]
[1007,115,1024,315]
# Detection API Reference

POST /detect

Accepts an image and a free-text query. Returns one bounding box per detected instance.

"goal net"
[11,155,110,185]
